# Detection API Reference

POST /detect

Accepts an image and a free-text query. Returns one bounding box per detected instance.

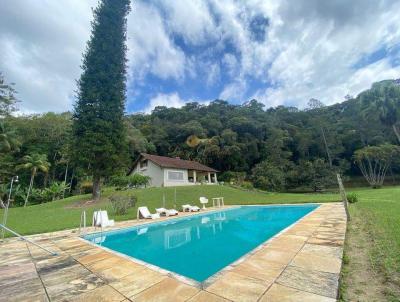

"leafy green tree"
[0,183,9,209]
[354,144,400,188]
[125,121,156,160]
[291,159,336,192]
[0,73,18,117]
[251,160,286,191]
[17,154,50,207]
[360,80,400,143]
[306,99,338,167]
[8,113,73,186]
[73,0,130,200]
[44,182,70,201]
[0,122,21,153]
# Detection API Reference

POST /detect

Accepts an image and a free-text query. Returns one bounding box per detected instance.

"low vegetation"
[340,186,400,301]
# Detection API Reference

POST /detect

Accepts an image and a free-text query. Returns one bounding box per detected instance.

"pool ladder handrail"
[0,223,58,256]
[79,210,87,235]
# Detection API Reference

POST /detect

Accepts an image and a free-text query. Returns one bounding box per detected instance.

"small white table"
[212,197,224,207]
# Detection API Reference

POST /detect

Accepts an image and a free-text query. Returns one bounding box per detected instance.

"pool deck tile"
[187,291,230,302]
[0,277,48,302]
[69,285,126,302]
[206,271,269,301]
[259,283,336,302]
[0,202,347,301]
[231,257,286,283]
[133,277,200,301]
[109,268,166,298]
[290,252,342,274]
[276,265,339,299]
[266,234,307,252]
[251,247,297,264]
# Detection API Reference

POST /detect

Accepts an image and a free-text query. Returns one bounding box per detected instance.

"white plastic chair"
[92,210,115,227]
[137,206,160,219]
[199,197,208,209]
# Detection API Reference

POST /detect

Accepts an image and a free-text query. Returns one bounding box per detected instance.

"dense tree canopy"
[0,79,399,204]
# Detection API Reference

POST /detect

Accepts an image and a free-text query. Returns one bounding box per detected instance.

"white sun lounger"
[92,210,115,227]
[156,208,179,216]
[137,206,160,219]
[182,204,200,212]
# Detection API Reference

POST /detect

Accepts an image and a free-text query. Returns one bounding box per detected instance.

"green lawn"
[0,185,339,237]
[340,186,400,301]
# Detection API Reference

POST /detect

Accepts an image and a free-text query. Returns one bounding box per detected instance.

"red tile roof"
[139,153,218,172]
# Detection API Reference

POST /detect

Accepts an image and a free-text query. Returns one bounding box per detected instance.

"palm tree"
[0,122,21,153]
[17,154,50,207]
[360,81,400,144]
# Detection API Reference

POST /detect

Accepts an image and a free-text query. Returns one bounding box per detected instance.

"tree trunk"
[321,127,333,168]
[92,175,101,201]
[69,169,74,193]
[24,171,35,207]
[392,124,400,144]
[62,162,69,199]
[44,172,49,187]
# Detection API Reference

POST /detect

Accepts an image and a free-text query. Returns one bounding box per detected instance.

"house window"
[140,160,148,169]
[167,171,184,181]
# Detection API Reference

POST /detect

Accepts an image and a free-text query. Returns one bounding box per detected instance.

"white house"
[129,153,218,187]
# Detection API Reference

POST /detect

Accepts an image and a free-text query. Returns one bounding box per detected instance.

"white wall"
[132,160,164,187]
[132,159,216,187]
[163,168,192,187]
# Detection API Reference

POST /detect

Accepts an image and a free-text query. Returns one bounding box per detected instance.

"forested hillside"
[126,80,400,190]
[1,78,400,204]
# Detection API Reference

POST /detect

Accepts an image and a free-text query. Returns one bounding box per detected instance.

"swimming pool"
[84,204,318,283]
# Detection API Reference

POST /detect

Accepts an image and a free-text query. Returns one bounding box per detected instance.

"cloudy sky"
[1,0,400,114]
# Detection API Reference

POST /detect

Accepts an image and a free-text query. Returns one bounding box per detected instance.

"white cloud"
[0,0,96,113]
[145,92,209,113]
[127,2,188,82]
[255,0,400,107]
[2,0,400,113]
[206,63,221,87]
[219,79,247,102]
[156,0,218,45]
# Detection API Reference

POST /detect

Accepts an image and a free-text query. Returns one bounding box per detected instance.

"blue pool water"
[84,205,318,282]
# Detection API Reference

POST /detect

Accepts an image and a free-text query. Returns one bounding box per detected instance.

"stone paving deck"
[0,203,346,301]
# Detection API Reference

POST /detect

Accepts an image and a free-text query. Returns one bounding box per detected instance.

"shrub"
[128,174,151,188]
[347,192,358,203]
[22,188,46,205]
[109,175,128,188]
[241,181,254,190]
[79,180,93,194]
[43,182,70,201]
[109,194,137,215]
[110,174,151,189]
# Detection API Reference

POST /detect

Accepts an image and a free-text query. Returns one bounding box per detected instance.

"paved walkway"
[0,203,346,301]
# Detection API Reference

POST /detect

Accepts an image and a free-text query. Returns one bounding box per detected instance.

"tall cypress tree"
[73,0,130,200]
